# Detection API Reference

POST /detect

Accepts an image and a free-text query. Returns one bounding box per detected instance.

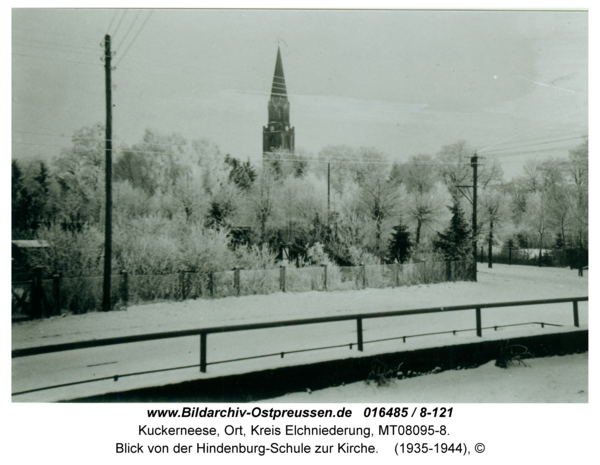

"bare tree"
[436,140,473,195]
[398,154,446,246]
[519,159,543,193]
[246,166,279,244]
[546,186,574,264]
[568,138,588,275]
[405,184,448,246]
[437,140,503,195]
[356,174,405,261]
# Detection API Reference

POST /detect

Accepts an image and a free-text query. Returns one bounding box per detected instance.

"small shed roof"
[12,240,50,248]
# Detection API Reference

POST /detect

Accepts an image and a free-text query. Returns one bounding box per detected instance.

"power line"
[12,138,481,167]
[481,135,587,155]
[13,130,72,138]
[112,42,198,70]
[12,52,101,68]
[115,9,142,52]
[123,52,211,78]
[11,140,211,157]
[115,11,153,67]
[12,50,168,79]
[14,130,560,165]
[263,157,472,166]
[13,130,217,148]
[12,130,174,147]
[112,9,129,39]
[13,127,582,167]
[12,141,71,150]
[11,135,472,165]
[488,145,581,159]
[476,129,587,150]
[13,37,100,52]
[477,106,588,152]
[106,10,119,34]
[115,64,170,79]
[13,42,100,60]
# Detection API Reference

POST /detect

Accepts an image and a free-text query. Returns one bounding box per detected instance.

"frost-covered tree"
[478,188,510,268]
[525,191,550,267]
[246,166,279,244]
[53,124,107,223]
[568,138,588,275]
[356,174,405,262]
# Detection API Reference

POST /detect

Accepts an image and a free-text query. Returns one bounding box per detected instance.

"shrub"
[114,216,182,275]
[33,222,104,277]
[495,342,534,368]
[178,223,236,272]
[235,244,278,270]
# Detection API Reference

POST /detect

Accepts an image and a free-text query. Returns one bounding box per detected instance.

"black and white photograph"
[10,5,589,412]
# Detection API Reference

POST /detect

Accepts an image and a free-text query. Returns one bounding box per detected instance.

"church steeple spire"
[270,46,287,98]
[263,46,295,154]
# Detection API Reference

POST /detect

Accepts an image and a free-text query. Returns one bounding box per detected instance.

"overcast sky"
[11,8,588,179]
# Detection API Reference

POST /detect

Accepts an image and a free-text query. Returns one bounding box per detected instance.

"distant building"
[262,46,295,155]
[11,240,49,279]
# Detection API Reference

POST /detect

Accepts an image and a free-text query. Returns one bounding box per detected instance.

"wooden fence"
[14,261,472,319]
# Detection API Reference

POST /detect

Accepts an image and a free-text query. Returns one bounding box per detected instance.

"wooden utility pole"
[471,153,478,282]
[488,220,493,268]
[102,34,113,311]
[327,162,331,225]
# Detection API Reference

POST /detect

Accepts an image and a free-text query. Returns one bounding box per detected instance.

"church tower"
[263,46,295,154]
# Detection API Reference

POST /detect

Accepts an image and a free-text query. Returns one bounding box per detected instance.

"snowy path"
[12,264,588,402]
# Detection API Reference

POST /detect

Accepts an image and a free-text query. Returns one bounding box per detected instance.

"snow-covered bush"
[33,222,104,277]
[231,244,278,295]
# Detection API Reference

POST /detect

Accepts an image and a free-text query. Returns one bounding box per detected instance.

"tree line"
[11,124,588,277]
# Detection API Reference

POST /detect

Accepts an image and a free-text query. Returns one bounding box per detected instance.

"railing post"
[573,301,580,327]
[362,264,366,289]
[209,272,214,297]
[446,261,451,282]
[395,263,400,287]
[235,268,241,296]
[120,270,128,309]
[200,332,207,373]
[280,265,286,292]
[53,274,61,316]
[357,318,363,351]
[322,264,328,291]
[476,307,482,337]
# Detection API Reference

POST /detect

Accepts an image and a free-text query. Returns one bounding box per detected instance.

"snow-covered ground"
[12,264,588,402]
[12,264,587,349]
[261,353,588,403]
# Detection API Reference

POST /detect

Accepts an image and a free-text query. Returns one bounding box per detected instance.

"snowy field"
[261,353,588,403]
[12,264,588,402]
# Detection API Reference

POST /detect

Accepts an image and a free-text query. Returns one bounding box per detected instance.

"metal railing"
[12,296,588,377]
